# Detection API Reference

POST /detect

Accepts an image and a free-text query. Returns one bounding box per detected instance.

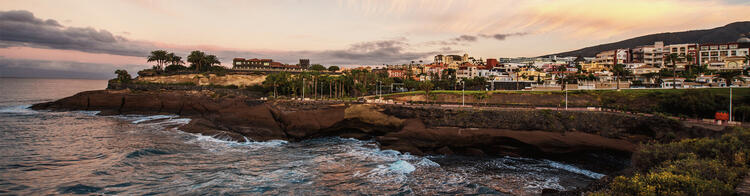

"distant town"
[229,36,750,91]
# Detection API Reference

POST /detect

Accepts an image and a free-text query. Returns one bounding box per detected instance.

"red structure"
[486,58,498,67]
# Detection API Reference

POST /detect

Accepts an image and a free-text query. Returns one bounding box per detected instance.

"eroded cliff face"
[135,73,266,87]
[31,90,716,160]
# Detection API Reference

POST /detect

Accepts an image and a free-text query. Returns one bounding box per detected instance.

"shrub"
[598,127,750,195]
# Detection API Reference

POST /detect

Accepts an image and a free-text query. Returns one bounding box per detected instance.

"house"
[661,77,686,88]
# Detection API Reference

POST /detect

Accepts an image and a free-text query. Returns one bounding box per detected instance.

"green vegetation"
[328,66,340,72]
[187,50,221,72]
[138,50,221,77]
[110,70,132,83]
[309,64,326,71]
[594,127,750,195]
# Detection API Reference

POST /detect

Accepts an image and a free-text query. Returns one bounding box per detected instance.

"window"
[729,44,738,49]
[701,52,709,56]
[701,46,709,50]
[720,45,728,50]
[710,51,718,56]
[680,47,686,52]
[672,48,678,52]
[710,45,718,50]
[731,51,737,56]
[720,51,728,56]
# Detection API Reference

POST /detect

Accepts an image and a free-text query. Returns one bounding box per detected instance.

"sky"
[0,0,749,79]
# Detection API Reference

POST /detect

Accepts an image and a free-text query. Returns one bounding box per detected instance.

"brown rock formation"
[31,89,716,160]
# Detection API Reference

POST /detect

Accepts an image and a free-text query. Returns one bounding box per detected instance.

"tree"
[187,51,221,72]
[328,66,340,72]
[418,81,434,95]
[664,53,680,89]
[166,52,184,66]
[147,50,168,71]
[684,54,695,74]
[165,64,188,73]
[612,64,631,90]
[745,54,750,67]
[114,70,132,83]
[716,71,744,86]
[310,64,326,71]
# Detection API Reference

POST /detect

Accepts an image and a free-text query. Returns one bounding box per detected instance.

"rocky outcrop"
[31,89,717,160]
[134,73,266,87]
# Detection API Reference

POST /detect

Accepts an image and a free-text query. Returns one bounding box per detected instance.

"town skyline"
[1,0,750,79]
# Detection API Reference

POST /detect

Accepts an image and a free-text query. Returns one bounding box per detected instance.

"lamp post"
[461,81,465,107]
[302,77,305,101]
[730,87,733,122]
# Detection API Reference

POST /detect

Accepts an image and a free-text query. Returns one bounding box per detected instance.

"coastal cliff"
[31,89,720,161]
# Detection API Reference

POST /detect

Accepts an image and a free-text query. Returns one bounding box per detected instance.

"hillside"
[547,21,750,57]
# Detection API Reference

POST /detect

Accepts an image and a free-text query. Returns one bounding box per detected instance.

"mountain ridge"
[546,21,750,57]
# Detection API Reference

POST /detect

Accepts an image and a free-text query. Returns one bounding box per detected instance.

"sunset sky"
[1,0,749,79]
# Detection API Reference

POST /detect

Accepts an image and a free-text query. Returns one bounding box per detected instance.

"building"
[595,49,629,65]
[630,41,664,67]
[662,43,698,70]
[233,58,272,69]
[580,62,608,73]
[233,58,302,70]
[486,58,498,67]
[434,53,471,68]
[698,40,750,71]
[299,59,310,69]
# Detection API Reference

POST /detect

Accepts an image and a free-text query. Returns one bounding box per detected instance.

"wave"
[0,105,35,114]
[543,159,605,179]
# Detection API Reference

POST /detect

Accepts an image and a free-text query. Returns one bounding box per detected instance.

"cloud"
[243,39,457,65]
[480,32,529,40]
[0,10,157,57]
[0,57,148,79]
[452,35,478,42]
[0,10,450,68]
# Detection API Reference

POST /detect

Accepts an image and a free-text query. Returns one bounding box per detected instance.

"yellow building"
[518,70,547,81]
[580,62,609,73]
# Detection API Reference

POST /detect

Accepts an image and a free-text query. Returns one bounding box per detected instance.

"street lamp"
[461,81,465,107]
[730,86,733,122]
[302,77,305,101]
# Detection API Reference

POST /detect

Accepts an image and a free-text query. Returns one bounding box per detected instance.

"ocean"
[0,77,603,195]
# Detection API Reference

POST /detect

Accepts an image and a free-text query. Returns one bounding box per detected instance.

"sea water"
[0,78,603,195]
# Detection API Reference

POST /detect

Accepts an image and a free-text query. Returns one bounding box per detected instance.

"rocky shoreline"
[31,89,723,176]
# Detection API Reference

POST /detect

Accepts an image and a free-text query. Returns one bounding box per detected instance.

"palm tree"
[187,50,206,72]
[664,53,680,89]
[166,52,184,66]
[612,64,630,90]
[684,54,694,75]
[186,51,221,72]
[745,54,750,67]
[717,71,744,87]
[147,50,168,70]
[205,55,221,68]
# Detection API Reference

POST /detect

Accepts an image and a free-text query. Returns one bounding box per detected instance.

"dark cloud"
[425,33,527,47]
[452,35,478,42]
[245,39,457,65]
[0,57,149,79]
[480,32,529,40]
[0,10,453,74]
[0,10,155,57]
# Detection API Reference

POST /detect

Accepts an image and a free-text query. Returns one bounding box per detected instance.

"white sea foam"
[131,115,179,124]
[543,160,605,179]
[388,160,416,174]
[74,110,101,116]
[0,105,35,114]
[416,158,440,167]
